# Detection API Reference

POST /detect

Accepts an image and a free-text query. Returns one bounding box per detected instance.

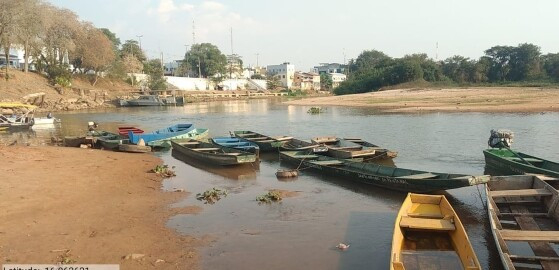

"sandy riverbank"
[0,146,205,269]
[286,87,559,113]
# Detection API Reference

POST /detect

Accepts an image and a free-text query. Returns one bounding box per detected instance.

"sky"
[49,0,559,71]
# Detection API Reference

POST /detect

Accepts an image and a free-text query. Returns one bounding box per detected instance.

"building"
[267,62,295,89]
[293,72,321,91]
[164,60,182,76]
[329,73,347,88]
[313,63,346,74]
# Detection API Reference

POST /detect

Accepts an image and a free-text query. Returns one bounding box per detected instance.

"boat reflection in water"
[171,150,259,181]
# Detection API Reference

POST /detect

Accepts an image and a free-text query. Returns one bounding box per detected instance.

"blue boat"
[129,124,194,145]
[211,137,260,156]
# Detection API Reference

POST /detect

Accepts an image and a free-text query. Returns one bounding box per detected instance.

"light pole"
[136,35,143,51]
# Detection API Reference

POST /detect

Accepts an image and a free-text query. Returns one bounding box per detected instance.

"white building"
[329,73,347,88]
[164,60,184,76]
[313,63,346,74]
[267,62,295,89]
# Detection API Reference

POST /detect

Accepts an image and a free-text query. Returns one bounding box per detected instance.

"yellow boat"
[390,193,481,270]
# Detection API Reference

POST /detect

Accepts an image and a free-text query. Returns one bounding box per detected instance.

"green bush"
[46,65,72,87]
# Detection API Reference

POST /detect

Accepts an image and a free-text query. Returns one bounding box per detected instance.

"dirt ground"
[0,146,206,269]
[285,87,559,113]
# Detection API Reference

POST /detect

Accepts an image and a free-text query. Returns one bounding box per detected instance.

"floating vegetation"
[307,107,324,114]
[196,188,228,204]
[151,164,176,178]
[256,190,283,204]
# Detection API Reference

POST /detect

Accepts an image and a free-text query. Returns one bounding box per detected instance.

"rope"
[476,184,487,209]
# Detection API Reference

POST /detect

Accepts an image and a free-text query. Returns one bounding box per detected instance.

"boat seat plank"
[509,255,559,262]
[257,140,277,143]
[407,212,444,219]
[310,160,345,166]
[178,142,201,145]
[193,148,221,151]
[223,153,242,156]
[504,157,544,163]
[491,189,552,198]
[248,137,269,140]
[237,133,257,137]
[499,230,559,242]
[399,216,455,231]
[396,173,438,180]
[293,155,319,159]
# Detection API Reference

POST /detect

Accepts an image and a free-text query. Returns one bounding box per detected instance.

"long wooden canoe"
[312,137,395,160]
[279,138,328,152]
[486,174,559,270]
[484,148,559,177]
[233,130,291,152]
[90,131,128,150]
[391,193,481,270]
[210,137,260,156]
[171,139,257,166]
[129,124,194,144]
[149,128,209,148]
[279,150,489,192]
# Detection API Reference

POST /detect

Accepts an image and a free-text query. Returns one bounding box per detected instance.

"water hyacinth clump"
[196,188,228,204]
[151,164,176,178]
[256,191,283,204]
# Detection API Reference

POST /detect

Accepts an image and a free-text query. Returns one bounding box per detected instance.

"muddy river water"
[2,98,558,269]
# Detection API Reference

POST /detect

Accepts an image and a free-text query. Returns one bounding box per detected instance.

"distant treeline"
[335,43,559,95]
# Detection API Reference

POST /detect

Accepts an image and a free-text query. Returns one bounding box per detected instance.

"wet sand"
[0,146,204,269]
[286,87,559,113]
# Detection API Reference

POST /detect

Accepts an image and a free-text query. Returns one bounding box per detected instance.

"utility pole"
[436,42,439,61]
[192,20,196,45]
[136,35,143,51]
[184,44,189,77]
[256,53,259,67]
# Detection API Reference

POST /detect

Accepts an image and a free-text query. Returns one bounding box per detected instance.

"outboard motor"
[488,129,514,148]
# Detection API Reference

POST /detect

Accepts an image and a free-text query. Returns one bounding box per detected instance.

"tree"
[184,43,227,78]
[251,74,265,80]
[543,53,559,80]
[266,74,281,90]
[484,45,514,82]
[16,0,42,73]
[508,43,542,81]
[76,26,115,85]
[0,0,23,79]
[120,40,145,62]
[99,28,120,53]
[351,50,392,74]
[320,73,333,90]
[144,59,166,90]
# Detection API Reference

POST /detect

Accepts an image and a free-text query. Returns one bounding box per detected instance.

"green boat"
[90,131,129,150]
[171,139,257,166]
[149,128,209,148]
[483,148,559,177]
[280,151,489,193]
[233,130,291,152]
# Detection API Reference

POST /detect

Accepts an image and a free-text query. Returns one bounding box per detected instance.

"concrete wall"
[164,77,267,91]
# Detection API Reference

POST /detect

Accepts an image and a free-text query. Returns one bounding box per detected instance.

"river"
[2,98,558,270]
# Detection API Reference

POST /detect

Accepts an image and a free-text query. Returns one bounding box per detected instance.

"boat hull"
[233,130,287,152]
[280,151,488,192]
[483,149,559,177]
[171,140,256,166]
[149,128,209,148]
[210,137,260,156]
[129,124,194,144]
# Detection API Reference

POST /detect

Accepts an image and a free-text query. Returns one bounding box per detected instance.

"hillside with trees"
[335,43,559,95]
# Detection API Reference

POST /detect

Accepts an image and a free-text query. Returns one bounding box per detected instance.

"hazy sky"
[49,0,559,70]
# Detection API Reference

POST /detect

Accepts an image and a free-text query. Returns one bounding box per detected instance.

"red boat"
[118,126,144,138]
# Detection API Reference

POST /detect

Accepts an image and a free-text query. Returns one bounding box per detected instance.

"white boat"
[33,117,61,125]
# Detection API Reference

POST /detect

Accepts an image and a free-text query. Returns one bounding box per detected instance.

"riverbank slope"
[286,87,559,113]
[0,146,203,269]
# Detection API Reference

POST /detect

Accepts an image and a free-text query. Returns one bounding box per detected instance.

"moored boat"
[233,130,291,152]
[0,102,36,130]
[486,174,559,270]
[311,137,393,160]
[210,137,260,156]
[125,95,164,106]
[390,193,481,270]
[343,138,398,159]
[118,144,151,153]
[171,139,257,166]
[90,131,128,150]
[279,150,489,192]
[149,128,209,148]
[118,126,144,138]
[483,148,559,178]
[128,124,194,145]
[279,138,328,152]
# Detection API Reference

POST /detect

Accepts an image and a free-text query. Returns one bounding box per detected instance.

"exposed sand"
[0,146,205,269]
[285,87,559,113]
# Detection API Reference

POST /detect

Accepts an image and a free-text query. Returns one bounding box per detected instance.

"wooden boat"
[90,131,128,150]
[210,137,260,156]
[486,174,559,270]
[311,137,393,160]
[343,138,398,159]
[171,139,257,166]
[279,151,489,192]
[233,131,291,152]
[149,128,209,148]
[484,148,559,178]
[391,193,481,270]
[129,124,194,145]
[64,136,86,147]
[118,144,151,153]
[279,138,328,152]
[125,95,164,106]
[118,126,144,138]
